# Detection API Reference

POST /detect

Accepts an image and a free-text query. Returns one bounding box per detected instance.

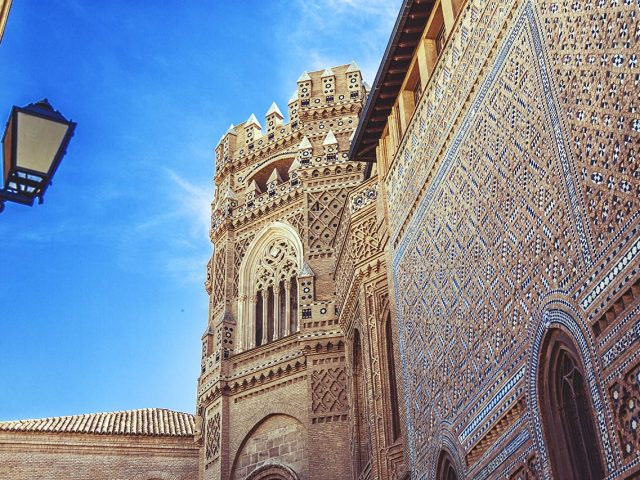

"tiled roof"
[0,408,195,437]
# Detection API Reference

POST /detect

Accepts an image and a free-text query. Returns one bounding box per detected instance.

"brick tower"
[196,63,368,480]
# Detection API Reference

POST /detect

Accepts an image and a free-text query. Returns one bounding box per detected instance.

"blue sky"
[0,0,400,420]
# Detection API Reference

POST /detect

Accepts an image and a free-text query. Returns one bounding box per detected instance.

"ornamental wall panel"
[384,0,640,477]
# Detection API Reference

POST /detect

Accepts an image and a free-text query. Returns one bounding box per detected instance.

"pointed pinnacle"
[297,71,311,82]
[267,168,283,184]
[345,61,360,73]
[246,113,261,129]
[298,136,312,150]
[266,102,283,118]
[322,129,338,145]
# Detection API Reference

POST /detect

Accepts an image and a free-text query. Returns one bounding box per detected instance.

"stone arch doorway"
[538,327,605,479]
[245,463,299,480]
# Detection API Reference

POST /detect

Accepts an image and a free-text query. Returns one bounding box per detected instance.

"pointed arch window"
[538,328,605,480]
[385,313,401,442]
[436,450,458,480]
[237,223,303,351]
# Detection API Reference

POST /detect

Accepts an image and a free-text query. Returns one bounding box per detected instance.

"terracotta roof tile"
[0,408,194,437]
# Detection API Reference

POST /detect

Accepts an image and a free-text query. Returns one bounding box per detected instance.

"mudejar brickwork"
[1,0,639,479]
[197,63,372,480]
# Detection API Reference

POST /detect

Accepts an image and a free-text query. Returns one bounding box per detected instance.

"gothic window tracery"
[252,238,299,347]
[237,223,303,351]
[538,328,605,480]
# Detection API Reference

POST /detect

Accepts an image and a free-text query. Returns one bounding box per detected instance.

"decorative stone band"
[473,429,530,480]
[459,366,525,446]
[467,415,529,477]
[601,308,640,371]
[575,226,639,311]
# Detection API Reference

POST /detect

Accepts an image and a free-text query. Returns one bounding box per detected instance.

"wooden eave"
[348,0,434,162]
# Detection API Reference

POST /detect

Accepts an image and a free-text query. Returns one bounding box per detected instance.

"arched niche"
[528,307,612,479]
[436,450,459,480]
[245,463,299,480]
[537,327,605,479]
[247,157,295,192]
[231,414,306,480]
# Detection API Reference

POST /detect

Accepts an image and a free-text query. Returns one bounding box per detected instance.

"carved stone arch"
[430,423,465,480]
[246,463,299,480]
[129,472,178,480]
[232,405,308,456]
[528,305,612,478]
[237,221,304,350]
[230,413,307,480]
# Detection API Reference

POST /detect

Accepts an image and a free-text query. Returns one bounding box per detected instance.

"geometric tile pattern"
[609,361,640,462]
[393,12,582,474]
[537,0,640,258]
[387,0,640,475]
[385,0,520,245]
[206,411,221,463]
[311,367,348,416]
[308,187,349,255]
[212,246,226,310]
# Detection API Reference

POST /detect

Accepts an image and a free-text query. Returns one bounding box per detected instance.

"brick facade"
[1,0,638,478]
[348,0,640,478]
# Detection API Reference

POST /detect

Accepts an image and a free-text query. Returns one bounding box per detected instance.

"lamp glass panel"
[15,112,69,174]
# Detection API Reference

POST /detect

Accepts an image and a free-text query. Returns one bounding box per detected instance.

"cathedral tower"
[197,63,367,480]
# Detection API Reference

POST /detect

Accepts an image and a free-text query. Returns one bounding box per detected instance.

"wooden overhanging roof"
[349,0,434,162]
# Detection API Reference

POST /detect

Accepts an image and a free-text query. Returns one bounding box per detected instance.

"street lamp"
[0,99,76,213]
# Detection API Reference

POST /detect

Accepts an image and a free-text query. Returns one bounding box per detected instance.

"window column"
[273,285,281,341]
[284,280,291,337]
[261,289,269,345]
[256,290,264,347]
[290,276,298,333]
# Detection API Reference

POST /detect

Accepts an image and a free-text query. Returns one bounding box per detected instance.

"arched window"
[237,223,303,351]
[436,450,458,480]
[538,328,605,480]
[385,313,401,442]
[353,330,371,475]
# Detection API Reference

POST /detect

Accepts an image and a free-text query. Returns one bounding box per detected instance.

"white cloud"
[165,168,212,241]
[105,167,212,284]
[273,0,401,95]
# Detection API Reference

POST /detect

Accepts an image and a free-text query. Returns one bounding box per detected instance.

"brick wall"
[232,414,305,480]
[0,431,198,480]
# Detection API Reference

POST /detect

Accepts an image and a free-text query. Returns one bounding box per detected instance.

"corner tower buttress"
[197,63,368,480]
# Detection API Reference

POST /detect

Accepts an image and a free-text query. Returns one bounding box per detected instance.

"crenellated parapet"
[212,63,365,178]
[209,63,367,240]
